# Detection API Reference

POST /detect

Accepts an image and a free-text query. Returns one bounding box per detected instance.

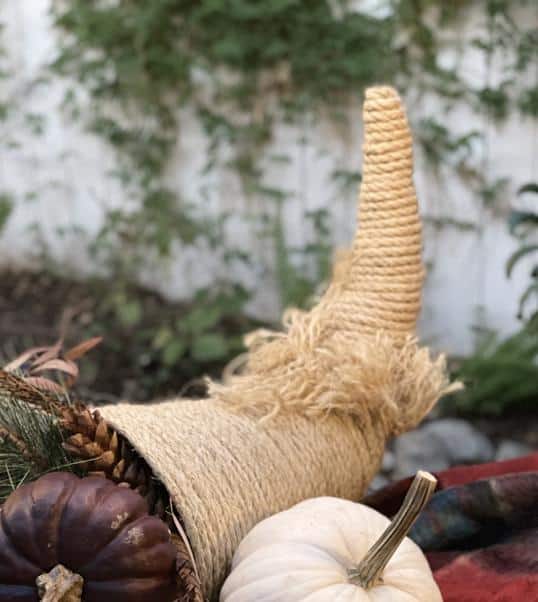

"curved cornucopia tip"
[210,85,460,433]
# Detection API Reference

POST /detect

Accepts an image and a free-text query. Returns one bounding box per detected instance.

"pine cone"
[174,535,205,602]
[60,405,166,518]
[60,407,203,600]
[0,369,167,516]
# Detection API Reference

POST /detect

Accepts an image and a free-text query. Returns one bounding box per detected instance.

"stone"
[381,450,395,474]
[393,419,495,479]
[495,440,534,462]
[367,474,389,494]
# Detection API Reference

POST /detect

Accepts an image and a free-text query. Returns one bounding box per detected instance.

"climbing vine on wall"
[38,0,536,315]
[0,23,14,234]
[0,23,50,242]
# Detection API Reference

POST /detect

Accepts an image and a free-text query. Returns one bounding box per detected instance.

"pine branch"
[0,395,79,503]
[0,368,61,411]
[0,339,170,520]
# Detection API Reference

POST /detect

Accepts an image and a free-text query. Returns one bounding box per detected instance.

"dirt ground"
[0,269,253,403]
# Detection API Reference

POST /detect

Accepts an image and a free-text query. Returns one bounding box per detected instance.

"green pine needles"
[0,395,80,503]
[0,337,103,503]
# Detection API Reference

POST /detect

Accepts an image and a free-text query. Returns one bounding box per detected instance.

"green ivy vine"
[49,1,537,311]
[0,24,14,234]
[50,0,395,297]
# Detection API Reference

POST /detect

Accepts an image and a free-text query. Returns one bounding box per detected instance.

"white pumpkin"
[221,472,441,602]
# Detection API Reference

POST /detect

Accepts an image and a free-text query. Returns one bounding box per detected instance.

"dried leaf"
[3,347,49,372]
[23,377,66,395]
[33,359,79,378]
[64,336,103,361]
[30,339,64,369]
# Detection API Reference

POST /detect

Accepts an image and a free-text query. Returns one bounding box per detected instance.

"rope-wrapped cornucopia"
[0,86,458,602]
[99,86,457,600]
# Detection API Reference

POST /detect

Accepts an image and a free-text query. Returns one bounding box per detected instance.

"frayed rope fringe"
[210,315,462,436]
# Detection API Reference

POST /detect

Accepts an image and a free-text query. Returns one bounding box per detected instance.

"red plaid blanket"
[364,453,538,601]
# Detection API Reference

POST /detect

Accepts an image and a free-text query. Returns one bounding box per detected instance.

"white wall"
[0,0,536,356]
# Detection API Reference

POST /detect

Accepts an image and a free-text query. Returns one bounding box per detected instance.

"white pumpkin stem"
[348,470,437,589]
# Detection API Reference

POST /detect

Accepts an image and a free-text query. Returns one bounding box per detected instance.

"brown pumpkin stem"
[348,470,437,589]
[36,564,83,602]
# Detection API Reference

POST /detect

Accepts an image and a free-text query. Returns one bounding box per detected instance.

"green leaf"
[152,326,173,349]
[447,321,538,416]
[517,182,538,196]
[116,300,142,327]
[191,333,229,362]
[0,193,13,232]
[506,244,538,278]
[518,282,538,319]
[508,210,538,235]
[212,287,250,314]
[519,86,538,118]
[179,305,222,334]
[162,339,187,366]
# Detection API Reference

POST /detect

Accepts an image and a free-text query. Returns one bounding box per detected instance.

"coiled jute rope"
[101,86,459,600]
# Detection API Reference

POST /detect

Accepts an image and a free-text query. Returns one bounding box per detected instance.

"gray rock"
[393,419,495,479]
[495,440,534,462]
[381,450,395,474]
[367,474,390,494]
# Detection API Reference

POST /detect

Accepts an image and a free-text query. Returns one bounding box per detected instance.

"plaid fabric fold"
[364,453,538,601]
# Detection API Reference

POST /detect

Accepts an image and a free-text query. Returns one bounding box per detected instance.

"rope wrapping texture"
[101,86,458,600]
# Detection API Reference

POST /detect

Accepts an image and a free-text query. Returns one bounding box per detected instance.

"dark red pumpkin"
[0,472,178,602]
